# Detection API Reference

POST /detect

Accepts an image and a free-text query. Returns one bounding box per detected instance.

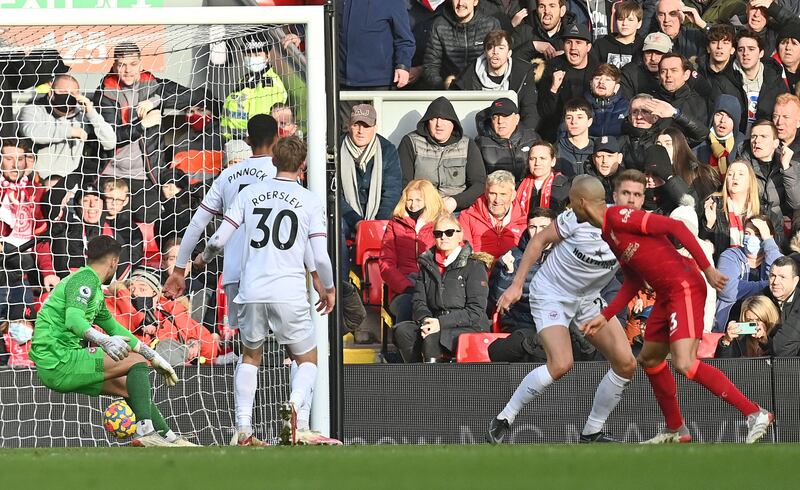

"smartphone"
[736,322,758,335]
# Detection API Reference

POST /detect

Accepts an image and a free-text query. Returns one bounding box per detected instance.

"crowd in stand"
[339,0,800,361]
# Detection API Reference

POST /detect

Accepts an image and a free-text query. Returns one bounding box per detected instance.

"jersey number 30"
[250,208,298,250]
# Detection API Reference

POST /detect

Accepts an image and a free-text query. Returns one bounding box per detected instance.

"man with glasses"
[489,175,637,444]
[97,178,143,280]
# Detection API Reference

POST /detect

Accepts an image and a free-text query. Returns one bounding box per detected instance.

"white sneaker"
[131,420,175,447]
[296,429,343,446]
[641,425,692,444]
[170,436,200,447]
[745,407,774,444]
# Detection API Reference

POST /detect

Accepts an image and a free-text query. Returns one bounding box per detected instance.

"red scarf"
[538,172,558,209]
[435,248,449,275]
[773,52,791,89]
[728,209,745,248]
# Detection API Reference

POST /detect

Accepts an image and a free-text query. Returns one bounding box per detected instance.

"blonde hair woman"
[379,180,445,322]
[700,159,762,261]
[716,295,780,358]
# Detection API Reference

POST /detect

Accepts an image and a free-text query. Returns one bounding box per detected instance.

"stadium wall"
[1,359,797,446]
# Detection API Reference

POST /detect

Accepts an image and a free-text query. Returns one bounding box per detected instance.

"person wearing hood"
[555,98,595,176]
[475,97,540,183]
[537,23,599,141]
[714,216,783,332]
[738,119,800,221]
[515,140,571,215]
[511,0,575,62]
[221,39,288,140]
[17,74,116,183]
[590,1,644,69]
[459,170,528,258]
[423,0,500,89]
[696,95,746,175]
[399,96,487,212]
[451,30,540,130]
[584,136,623,202]
[392,213,491,362]
[585,63,630,138]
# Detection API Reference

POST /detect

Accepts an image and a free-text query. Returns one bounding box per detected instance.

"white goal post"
[0,5,332,444]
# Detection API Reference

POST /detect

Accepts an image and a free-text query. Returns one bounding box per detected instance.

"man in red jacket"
[459,169,527,259]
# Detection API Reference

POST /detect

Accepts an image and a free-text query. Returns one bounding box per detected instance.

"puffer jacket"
[423,5,500,89]
[379,215,436,295]
[512,8,579,62]
[398,96,487,210]
[538,54,600,141]
[476,125,540,184]
[738,146,800,221]
[488,232,544,332]
[413,242,491,351]
[556,135,595,177]
[586,90,629,138]
[458,195,528,259]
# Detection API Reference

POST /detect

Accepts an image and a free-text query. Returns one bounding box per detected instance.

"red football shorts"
[644,276,707,343]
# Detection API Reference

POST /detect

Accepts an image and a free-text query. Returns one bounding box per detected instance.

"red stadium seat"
[697,332,724,359]
[354,220,388,306]
[456,332,510,363]
[172,149,224,184]
[137,222,161,268]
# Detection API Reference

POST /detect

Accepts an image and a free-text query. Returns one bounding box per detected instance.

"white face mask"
[245,56,267,73]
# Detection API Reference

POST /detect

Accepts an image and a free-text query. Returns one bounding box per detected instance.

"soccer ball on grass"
[103,400,137,438]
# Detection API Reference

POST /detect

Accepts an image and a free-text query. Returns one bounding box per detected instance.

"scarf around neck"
[708,129,735,176]
[341,135,383,220]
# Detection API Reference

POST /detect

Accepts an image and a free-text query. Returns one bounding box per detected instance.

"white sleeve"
[201,195,245,262]
[175,181,224,267]
[554,209,578,239]
[304,243,317,273]
[308,198,332,287]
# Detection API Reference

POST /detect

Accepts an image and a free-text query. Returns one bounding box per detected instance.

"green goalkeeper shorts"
[35,347,106,396]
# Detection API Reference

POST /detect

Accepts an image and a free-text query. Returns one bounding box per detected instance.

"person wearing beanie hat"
[695,94,745,174]
[644,144,692,215]
[224,139,253,167]
[777,20,800,93]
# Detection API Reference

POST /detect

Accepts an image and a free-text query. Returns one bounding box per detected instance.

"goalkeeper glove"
[134,341,179,387]
[83,329,131,362]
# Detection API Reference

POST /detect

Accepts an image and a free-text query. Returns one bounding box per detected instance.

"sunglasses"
[433,229,460,239]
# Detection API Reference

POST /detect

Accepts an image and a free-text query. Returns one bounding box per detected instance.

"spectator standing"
[399,96,487,212]
[475,98,540,183]
[99,178,143,280]
[590,1,644,68]
[512,0,572,62]
[654,0,707,59]
[459,170,527,258]
[17,74,115,183]
[556,98,595,176]
[717,295,780,358]
[393,214,490,362]
[379,179,443,323]
[774,18,800,93]
[643,144,692,215]
[772,94,800,153]
[658,127,720,203]
[657,54,710,142]
[735,30,788,131]
[515,140,571,215]
[695,95,745,177]
[338,0,415,90]
[715,216,783,331]
[424,0,501,89]
[619,32,672,99]
[585,64,629,138]
[452,30,540,130]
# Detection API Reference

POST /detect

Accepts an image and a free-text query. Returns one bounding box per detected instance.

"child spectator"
[556,98,595,177]
[223,139,252,168]
[100,178,143,278]
[590,1,643,68]
[271,103,301,138]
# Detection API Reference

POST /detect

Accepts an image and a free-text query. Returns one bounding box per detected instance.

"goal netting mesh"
[0,20,311,447]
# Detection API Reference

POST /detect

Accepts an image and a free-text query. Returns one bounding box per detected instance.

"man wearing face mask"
[18,74,116,183]
[714,216,783,332]
[221,40,289,141]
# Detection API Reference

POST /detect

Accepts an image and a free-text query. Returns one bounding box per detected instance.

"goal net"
[0,6,329,447]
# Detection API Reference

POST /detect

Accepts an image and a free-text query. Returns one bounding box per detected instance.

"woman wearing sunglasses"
[392,214,491,362]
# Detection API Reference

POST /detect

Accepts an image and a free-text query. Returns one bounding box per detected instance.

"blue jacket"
[338,0,416,87]
[714,238,783,332]
[488,233,543,332]
[340,134,403,232]
[586,90,629,138]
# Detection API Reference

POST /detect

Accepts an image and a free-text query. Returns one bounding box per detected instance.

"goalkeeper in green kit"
[30,235,196,447]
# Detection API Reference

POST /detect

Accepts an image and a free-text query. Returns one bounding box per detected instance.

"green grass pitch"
[2,444,798,489]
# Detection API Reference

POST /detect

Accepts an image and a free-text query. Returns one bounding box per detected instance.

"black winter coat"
[476,126,540,184]
[659,84,709,136]
[423,6,500,89]
[512,11,578,63]
[767,288,800,357]
[586,90,629,138]
[584,160,623,203]
[412,242,491,351]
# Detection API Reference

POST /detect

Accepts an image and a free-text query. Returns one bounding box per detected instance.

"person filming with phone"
[716,295,780,358]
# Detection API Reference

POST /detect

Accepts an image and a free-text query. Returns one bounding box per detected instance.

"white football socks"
[498,365,554,424]
[234,362,259,433]
[136,419,154,437]
[582,369,630,436]
[290,362,317,431]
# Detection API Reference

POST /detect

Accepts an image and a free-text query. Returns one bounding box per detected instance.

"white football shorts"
[223,283,245,329]
[529,292,606,333]
[239,301,316,355]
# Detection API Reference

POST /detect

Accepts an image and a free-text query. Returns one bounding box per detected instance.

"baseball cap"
[350,104,377,127]
[489,97,518,117]
[594,135,620,154]
[643,32,672,54]
[563,23,591,43]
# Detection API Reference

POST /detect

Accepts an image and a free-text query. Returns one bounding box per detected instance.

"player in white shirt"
[487,175,639,444]
[193,136,339,446]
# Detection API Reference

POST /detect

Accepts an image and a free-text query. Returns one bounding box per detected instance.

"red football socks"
[685,360,759,416]
[644,361,684,430]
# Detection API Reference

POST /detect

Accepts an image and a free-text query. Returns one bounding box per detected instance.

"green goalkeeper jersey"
[30,266,137,370]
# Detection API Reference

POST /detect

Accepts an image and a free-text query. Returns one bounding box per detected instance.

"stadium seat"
[697,332,724,359]
[354,220,388,306]
[137,222,161,268]
[456,332,510,363]
[172,149,224,183]
[491,312,501,333]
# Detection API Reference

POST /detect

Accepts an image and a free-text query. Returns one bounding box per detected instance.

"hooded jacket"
[379,214,436,295]
[451,56,540,130]
[695,95,745,166]
[413,242,491,351]
[586,90,630,138]
[475,125,540,183]
[458,195,528,258]
[423,4,500,88]
[398,97,487,210]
